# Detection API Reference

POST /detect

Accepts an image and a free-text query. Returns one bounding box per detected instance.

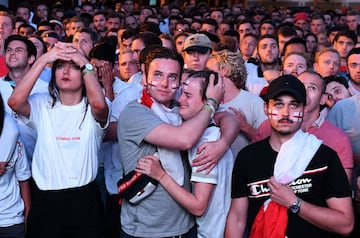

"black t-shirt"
[232,138,351,238]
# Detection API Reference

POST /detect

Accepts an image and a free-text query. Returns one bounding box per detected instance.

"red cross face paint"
[268,109,279,120]
[268,110,303,122]
[148,80,179,92]
[292,111,303,122]
[170,83,179,92]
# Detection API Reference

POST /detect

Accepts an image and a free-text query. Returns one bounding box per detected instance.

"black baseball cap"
[266,75,306,104]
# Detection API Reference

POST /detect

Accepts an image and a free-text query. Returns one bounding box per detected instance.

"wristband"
[82,69,95,77]
[81,63,94,77]
[203,103,215,118]
[207,97,219,110]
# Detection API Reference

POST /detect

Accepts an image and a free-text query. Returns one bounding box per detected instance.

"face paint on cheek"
[292,111,303,122]
[268,109,279,120]
[148,80,160,88]
[170,83,178,92]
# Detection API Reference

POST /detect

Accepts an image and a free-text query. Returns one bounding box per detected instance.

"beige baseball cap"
[183,33,212,53]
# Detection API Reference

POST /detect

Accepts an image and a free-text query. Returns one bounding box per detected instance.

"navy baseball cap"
[266,75,306,104]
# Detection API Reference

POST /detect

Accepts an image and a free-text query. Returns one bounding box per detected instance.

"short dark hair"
[346,9,360,17]
[145,14,159,24]
[324,75,349,89]
[257,34,278,50]
[327,26,345,37]
[236,19,254,30]
[122,28,139,41]
[260,19,276,29]
[4,35,37,60]
[219,20,234,30]
[141,6,154,15]
[37,20,55,30]
[334,29,358,45]
[81,2,94,10]
[89,36,117,66]
[311,14,325,22]
[277,25,297,38]
[133,31,162,48]
[187,70,219,101]
[243,32,258,41]
[346,47,360,65]
[224,29,240,42]
[93,11,107,19]
[29,35,47,55]
[144,46,184,78]
[283,37,307,53]
[16,2,31,12]
[139,22,161,36]
[74,27,99,44]
[18,23,36,34]
[106,12,123,21]
[201,18,218,29]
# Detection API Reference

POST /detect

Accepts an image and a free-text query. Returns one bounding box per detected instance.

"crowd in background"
[1,0,360,237]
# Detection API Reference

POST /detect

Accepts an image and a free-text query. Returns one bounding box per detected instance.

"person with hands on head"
[206,50,267,158]
[225,75,353,238]
[8,41,110,238]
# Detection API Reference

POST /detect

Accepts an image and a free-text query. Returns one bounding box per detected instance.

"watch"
[80,63,94,76]
[289,197,302,214]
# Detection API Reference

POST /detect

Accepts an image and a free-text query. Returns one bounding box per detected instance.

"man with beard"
[253,72,354,182]
[225,75,354,238]
[344,47,360,95]
[93,11,107,38]
[245,34,281,95]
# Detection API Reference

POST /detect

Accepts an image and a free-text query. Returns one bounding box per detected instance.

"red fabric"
[139,89,153,108]
[339,65,347,73]
[250,201,288,238]
[0,56,9,77]
[294,12,308,22]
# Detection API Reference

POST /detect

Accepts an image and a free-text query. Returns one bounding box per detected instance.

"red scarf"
[139,89,153,108]
[250,201,288,238]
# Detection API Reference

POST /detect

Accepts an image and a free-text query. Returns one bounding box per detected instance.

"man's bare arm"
[145,75,224,150]
[192,111,239,173]
[225,197,248,238]
[268,176,354,236]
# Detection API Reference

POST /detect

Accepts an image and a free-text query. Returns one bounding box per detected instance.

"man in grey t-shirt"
[117,46,227,237]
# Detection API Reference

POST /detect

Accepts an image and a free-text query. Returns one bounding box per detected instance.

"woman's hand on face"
[46,42,77,63]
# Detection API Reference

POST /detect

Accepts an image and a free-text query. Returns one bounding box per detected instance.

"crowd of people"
[1,0,360,237]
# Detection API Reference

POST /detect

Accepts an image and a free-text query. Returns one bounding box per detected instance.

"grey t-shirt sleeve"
[117,101,164,172]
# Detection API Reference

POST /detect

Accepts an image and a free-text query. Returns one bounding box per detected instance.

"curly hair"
[212,50,247,89]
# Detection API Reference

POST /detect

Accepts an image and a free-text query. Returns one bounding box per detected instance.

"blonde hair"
[212,50,247,89]
[314,47,340,64]
[0,11,15,29]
